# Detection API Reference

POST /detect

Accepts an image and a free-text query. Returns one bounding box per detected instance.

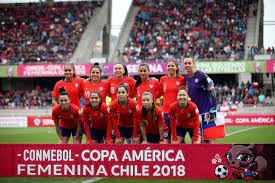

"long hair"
[89,65,102,81]
[115,63,128,77]
[167,61,179,77]
[141,91,157,122]
[89,90,102,109]
[135,63,150,88]
[64,62,76,78]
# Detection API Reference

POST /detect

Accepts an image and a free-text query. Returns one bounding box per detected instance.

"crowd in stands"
[0,1,103,65]
[248,46,275,60]
[122,0,255,63]
[0,86,52,108]
[215,81,273,107]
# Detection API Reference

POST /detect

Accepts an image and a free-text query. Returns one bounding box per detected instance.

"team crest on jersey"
[116,112,120,116]
[128,110,132,114]
[187,113,191,118]
[75,83,79,87]
[176,81,180,85]
[99,87,103,91]
[100,113,104,117]
[111,87,115,94]
[70,114,74,119]
[195,79,199,83]
[149,84,154,88]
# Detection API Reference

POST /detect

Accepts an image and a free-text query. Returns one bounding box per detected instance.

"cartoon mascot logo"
[225,144,267,180]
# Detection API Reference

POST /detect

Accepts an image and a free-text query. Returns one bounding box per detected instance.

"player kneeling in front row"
[52,88,82,144]
[135,91,167,144]
[82,90,112,144]
[169,87,201,144]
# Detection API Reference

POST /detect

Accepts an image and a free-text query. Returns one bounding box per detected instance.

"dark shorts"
[89,128,106,143]
[118,126,133,138]
[176,126,202,138]
[80,123,86,136]
[163,113,170,130]
[59,126,77,137]
[147,134,160,143]
[111,129,116,139]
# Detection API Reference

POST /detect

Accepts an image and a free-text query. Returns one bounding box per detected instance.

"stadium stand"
[121,0,255,63]
[215,81,273,105]
[0,1,103,64]
[0,87,52,108]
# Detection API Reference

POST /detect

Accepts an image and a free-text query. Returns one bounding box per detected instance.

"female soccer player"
[134,63,161,108]
[137,91,165,144]
[82,90,112,144]
[183,57,217,143]
[110,84,138,144]
[52,88,82,144]
[169,87,201,144]
[160,61,186,143]
[107,63,136,101]
[80,65,109,104]
[52,62,84,107]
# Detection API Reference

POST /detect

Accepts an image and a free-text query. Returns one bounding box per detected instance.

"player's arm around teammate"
[169,87,201,144]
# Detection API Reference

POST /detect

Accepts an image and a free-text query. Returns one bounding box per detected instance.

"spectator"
[123,0,251,62]
[0,1,102,64]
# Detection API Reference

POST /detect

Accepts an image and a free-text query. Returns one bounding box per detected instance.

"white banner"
[0,117,28,128]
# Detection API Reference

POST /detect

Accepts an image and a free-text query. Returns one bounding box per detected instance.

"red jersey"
[137,105,164,135]
[107,76,136,101]
[80,80,109,104]
[52,77,84,107]
[110,98,138,138]
[82,102,112,143]
[169,101,200,141]
[52,104,80,129]
[160,75,186,113]
[134,78,162,108]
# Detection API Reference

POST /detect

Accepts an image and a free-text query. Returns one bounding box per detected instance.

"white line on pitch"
[81,177,104,183]
[226,126,262,136]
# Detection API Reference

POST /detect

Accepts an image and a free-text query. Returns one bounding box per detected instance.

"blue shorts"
[146,134,160,143]
[118,126,133,138]
[59,126,77,137]
[111,129,116,139]
[163,113,170,130]
[80,123,86,136]
[176,126,202,138]
[89,128,106,143]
